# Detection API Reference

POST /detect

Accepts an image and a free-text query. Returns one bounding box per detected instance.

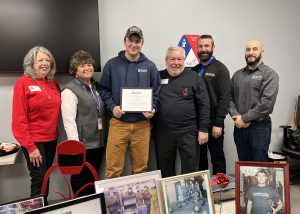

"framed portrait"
[235,161,290,214]
[0,195,45,213]
[95,170,163,214]
[160,170,215,214]
[26,193,106,214]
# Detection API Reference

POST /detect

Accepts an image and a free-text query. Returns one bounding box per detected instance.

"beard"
[168,66,185,77]
[245,53,262,66]
[197,50,213,63]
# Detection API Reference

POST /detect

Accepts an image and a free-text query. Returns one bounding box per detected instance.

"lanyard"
[74,78,101,117]
[199,56,216,77]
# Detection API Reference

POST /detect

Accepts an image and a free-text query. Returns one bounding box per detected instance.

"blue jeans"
[234,118,271,161]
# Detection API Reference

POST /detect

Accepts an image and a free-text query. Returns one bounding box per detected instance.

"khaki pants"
[105,118,151,179]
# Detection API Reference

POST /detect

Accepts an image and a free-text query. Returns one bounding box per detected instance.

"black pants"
[22,140,57,197]
[70,147,104,197]
[154,131,199,178]
[199,127,226,175]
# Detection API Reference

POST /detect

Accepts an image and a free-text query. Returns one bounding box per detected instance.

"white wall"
[98,0,300,167]
[1,0,300,204]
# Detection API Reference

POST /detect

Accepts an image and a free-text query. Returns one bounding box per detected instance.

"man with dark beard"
[191,35,231,175]
[228,40,279,162]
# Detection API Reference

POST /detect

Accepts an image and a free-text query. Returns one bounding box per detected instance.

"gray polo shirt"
[228,62,279,123]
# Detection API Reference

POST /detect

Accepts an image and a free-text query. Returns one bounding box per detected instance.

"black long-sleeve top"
[191,59,231,127]
[153,68,210,134]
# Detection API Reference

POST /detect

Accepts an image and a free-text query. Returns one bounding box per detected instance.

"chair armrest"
[279,125,291,129]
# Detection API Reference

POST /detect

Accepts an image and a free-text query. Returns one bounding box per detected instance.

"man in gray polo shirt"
[228,40,279,162]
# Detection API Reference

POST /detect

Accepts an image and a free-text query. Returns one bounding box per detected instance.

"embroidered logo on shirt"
[138,69,147,73]
[205,72,216,77]
[28,85,41,92]
[252,75,263,80]
[182,87,189,96]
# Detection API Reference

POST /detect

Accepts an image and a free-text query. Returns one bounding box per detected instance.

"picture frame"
[95,170,163,214]
[25,193,106,214]
[0,195,45,214]
[120,87,153,113]
[235,161,290,214]
[159,170,215,214]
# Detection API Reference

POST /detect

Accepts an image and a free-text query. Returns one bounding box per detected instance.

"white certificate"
[121,87,153,112]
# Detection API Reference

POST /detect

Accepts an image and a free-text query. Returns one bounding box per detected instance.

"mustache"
[199,51,209,54]
[172,64,181,68]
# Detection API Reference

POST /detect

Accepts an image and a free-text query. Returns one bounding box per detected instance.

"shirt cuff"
[27,144,37,153]
[241,114,250,123]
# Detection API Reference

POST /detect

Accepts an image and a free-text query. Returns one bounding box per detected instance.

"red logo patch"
[182,87,189,96]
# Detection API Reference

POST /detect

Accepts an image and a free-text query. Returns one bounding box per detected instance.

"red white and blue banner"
[178,34,200,67]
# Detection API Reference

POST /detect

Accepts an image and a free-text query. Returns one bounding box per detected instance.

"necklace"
[35,79,51,99]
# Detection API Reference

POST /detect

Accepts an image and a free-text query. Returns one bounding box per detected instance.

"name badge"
[98,118,103,130]
[28,86,41,92]
[161,79,169,84]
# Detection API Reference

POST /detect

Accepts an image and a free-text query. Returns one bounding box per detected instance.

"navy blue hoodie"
[99,51,161,122]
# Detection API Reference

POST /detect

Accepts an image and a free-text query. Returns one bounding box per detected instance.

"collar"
[243,61,264,72]
[199,56,216,76]
[200,56,216,67]
[74,77,95,88]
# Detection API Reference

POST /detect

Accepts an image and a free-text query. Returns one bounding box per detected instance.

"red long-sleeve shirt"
[12,75,61,153]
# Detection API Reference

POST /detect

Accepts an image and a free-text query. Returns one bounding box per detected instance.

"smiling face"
[166,48,185,77]
[197,38,215,63]
[75,63,94,84]
[256,171,267,186]
[33,51,51,78]
[245,40,264,67]
[124,34,144,61]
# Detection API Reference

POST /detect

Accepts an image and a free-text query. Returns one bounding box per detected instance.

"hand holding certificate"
[121,87,153,113]
[142,108,155,119]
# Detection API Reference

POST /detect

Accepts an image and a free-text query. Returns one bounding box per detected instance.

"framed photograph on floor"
[160,170,215,214]
[95,170,163,214]
[0,195,45,213]
[235,161,290,214]
[26,193,106,214]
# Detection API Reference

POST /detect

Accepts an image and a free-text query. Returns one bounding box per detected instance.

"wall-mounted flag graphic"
[178,35,200,67]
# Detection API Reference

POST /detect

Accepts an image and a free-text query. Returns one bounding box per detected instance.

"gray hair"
[23,46,56,81]
[165,46,186,61]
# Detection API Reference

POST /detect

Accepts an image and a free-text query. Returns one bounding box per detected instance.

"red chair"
[40,140,99,199]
